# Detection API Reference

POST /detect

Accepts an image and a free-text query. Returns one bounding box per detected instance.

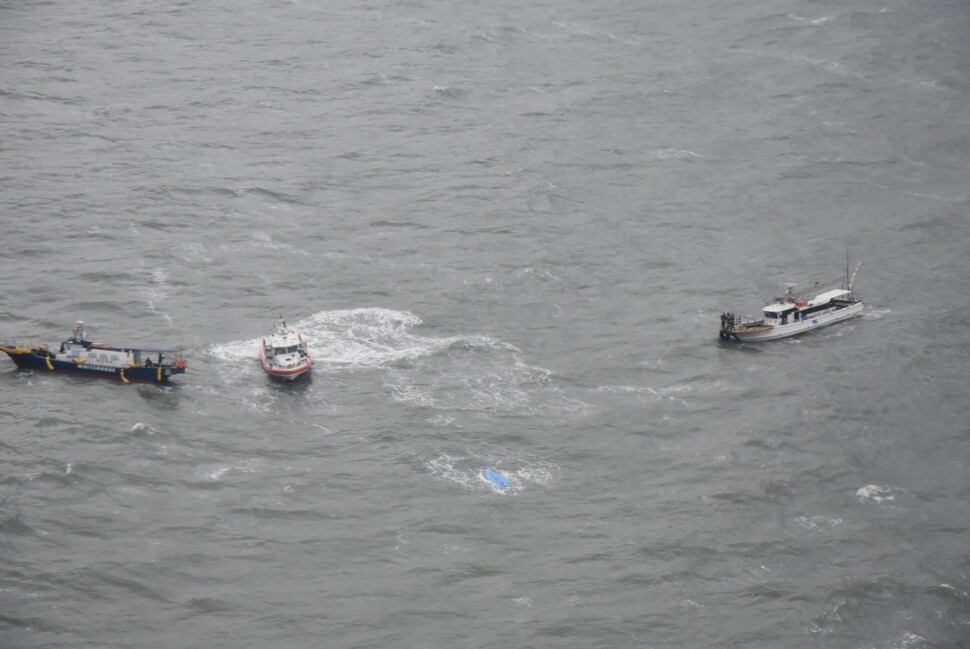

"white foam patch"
[516,267,562,282]
[206,336,266,364]
[627,384,690,407]
[390,353,586,417]
[144,267,174,325]
[551,21,641,47]
[199,337,269,410]
[425,453,557,494]
[392,384,439,408]
[515,459,559,487]
[197,459,261,482]
[888,632,928,649]
[175,241,213,264]
[856,484,903,504]
[594,385,659,395]
[316,309,454,366]
[438,545,470,555]
[203,466,231,481]
[788,14,834,26]
[251,231,308,255]
[653,148,704,159]
[936,583,969,598]
[793,515,844,531]
[425,453,476,490]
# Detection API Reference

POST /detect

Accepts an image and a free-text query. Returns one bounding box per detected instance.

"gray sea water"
[2,0,969,647]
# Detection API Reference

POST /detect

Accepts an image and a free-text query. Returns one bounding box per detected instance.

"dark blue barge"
[1,321,186,384]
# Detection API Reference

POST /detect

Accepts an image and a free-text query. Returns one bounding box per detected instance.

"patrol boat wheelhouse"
[0,321,186,383]
[719,262,863,342]
[259,317,313,381]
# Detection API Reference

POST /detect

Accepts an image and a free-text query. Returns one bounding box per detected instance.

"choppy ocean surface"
[2,0,969,647]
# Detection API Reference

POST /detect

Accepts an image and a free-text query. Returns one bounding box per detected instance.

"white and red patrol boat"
[259,317,313,381]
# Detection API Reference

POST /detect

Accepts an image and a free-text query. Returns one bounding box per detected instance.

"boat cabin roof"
[811,288,851,304]
[763,302,797,314]
[125,347,183,353]
[763,288,851,313]
[269,331,301,346]
[63,339,183,353]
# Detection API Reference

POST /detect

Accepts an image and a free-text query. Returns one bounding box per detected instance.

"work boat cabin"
[59,323,174,368]
[60,336,164,369]
[761,288,854,326]
[268,330,305,367]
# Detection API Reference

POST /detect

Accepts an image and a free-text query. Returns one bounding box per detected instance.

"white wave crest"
[206,307,449,367]
[424,453,557,494]
[856,484,903,503]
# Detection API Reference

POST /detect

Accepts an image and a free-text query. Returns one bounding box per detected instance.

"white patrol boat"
[259,317,313,381]
[719,261,863,342]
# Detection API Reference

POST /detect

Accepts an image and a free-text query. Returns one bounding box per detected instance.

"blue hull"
[4,351,184,383]
[483,468,512,492]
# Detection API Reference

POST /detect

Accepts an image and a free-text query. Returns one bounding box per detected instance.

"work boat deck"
[719,265,863,342]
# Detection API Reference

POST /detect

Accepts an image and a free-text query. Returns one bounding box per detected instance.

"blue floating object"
[483,467,512,492]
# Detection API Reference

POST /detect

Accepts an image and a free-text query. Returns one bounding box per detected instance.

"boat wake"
[206,307,588,418]
[207,308,453,368]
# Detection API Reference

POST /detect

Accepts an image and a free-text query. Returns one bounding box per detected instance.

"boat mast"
[845,251,862,294]
[849,260,862,292]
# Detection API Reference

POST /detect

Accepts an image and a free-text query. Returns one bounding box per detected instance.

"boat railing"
[731,318,766,331]
[781,276,850,302]
[1,338,47,351]
[720,313,763,332]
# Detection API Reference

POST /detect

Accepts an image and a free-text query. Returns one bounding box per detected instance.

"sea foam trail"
[297,308,461,366]
[206,308,464,367]
[205,308,587,417]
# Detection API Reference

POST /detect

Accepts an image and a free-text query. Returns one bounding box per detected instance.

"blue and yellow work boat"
[0,321,186,384]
